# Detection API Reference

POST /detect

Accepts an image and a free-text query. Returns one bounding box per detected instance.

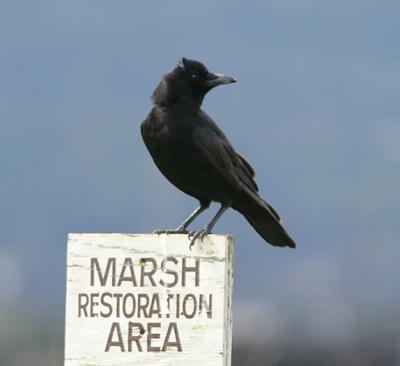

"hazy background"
[1,1,399,365]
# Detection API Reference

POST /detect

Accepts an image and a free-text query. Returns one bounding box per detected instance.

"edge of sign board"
[65,233,234,366]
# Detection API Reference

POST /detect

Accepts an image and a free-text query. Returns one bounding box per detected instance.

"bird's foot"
[188,227,211,250]
[153,227,189,235]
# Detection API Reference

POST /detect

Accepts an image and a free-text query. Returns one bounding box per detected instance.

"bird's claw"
[154,228,189,235]
[188,228,210,250]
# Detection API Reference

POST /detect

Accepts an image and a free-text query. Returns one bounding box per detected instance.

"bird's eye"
[191,73,198,79]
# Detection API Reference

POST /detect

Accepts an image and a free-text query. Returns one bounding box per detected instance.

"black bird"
[141,58,296,249]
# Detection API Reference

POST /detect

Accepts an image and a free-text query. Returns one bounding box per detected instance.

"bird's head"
[152,57,236,108]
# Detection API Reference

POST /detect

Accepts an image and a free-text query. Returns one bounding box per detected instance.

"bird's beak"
[205,73,236,88]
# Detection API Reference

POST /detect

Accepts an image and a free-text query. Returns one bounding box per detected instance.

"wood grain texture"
[65,233,233,366]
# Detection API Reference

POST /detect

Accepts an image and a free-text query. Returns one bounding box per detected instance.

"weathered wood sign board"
[65,233,233,366]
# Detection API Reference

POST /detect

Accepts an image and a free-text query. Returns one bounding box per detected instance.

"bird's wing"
[192,122,258,193]
[236,151,256,177]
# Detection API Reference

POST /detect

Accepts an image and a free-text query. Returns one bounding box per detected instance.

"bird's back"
[142,106,257,202]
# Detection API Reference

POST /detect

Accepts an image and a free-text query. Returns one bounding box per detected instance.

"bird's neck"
[155,94,204,116]
[173,94,204,112]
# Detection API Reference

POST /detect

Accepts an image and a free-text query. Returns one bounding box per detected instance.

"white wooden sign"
[65,233,233,366]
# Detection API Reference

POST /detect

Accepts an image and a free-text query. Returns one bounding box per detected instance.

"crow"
[141,58,296,249]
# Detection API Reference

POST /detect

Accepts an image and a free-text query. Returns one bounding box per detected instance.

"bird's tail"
[233,188,296,248]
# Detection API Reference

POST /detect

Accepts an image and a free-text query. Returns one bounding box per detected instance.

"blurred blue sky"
[1,0,400,363]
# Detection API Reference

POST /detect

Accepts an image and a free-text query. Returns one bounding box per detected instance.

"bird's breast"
[142,114,188,161]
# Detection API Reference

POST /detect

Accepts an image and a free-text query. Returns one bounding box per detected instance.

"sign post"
[65,233,233,366]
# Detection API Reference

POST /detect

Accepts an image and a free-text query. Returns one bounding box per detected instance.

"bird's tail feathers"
[233,188,296,248]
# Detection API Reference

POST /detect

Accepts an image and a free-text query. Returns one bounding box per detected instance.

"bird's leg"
[189,204,229,249]
[154,202,210,235]
[176,203,209,232]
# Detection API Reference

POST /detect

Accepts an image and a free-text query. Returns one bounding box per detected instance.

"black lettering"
[138,294,150,318]
[162,322,182,352]
[176,294,180,318]
[91,257,116,286]
[149,294,161,318]
[122,293,136,318]
[199,294,213,318]
[182,258,200,287]
[78,293,89,317]
[166,293,174,319]
[117,258,137,286]
[160,257,178,287]
[147,323,161,352]
[182,294,197,319]
[105,322,125,352]
[90,293,99,317]
[100,292,113,318]
[140,258,157,286]
[128,322,144,352]
[114,293,123,317]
